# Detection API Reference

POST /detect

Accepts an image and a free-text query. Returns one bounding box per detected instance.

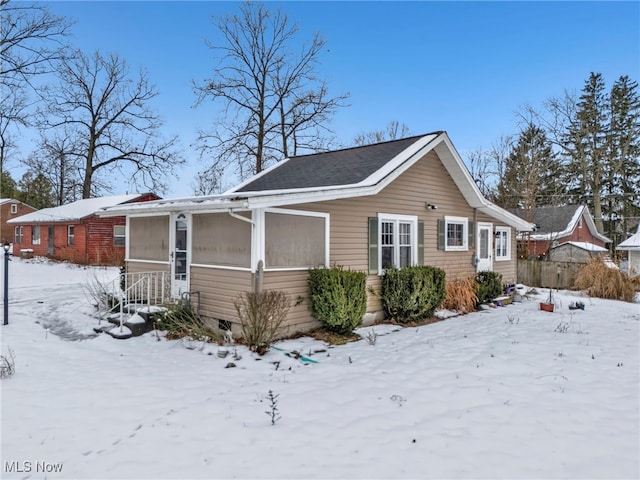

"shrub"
[308,266,367,334]
[155,304,222,342]
[235,290,291,354]
[440,276,478,313]
[381,266,446,323]
[475,271,503,305]
[0,347,15,380]
[574,260,635,302]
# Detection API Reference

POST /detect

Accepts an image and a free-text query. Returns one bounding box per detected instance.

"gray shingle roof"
[236,134,438,192]
[511,205,580,234]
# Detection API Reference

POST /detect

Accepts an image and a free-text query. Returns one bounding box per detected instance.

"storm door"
[171,213,190,297]
[476,222,493,272]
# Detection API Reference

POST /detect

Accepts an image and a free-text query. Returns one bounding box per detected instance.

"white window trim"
[377,213,418,273]
[14,226,23,244]
[495,226,511,261]
[262,207,330,271]
[67,225,75,246]
[10,204,17,214]
[444,215,468,251]
[114,225,126,247]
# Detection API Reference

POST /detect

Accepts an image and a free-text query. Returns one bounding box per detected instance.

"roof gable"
[512,205,611,243]
[7,194,149,224]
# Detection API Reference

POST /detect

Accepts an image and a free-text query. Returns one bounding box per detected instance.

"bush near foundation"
[308,267,367,334]
[381,266,446,323]
[475,271,503,305]
[440,276,478,314]
[235,290,291,354]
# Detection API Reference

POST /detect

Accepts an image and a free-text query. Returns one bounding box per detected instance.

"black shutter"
[368,217,378,274]
[437,219,445,250]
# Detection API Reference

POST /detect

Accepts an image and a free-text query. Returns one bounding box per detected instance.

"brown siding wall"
[260,150,519,331]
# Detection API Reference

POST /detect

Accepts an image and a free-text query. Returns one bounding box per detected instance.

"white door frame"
[170,212,190,298]
[476,222,493,272]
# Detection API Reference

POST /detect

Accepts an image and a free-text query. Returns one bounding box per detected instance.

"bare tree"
[353,121,411,146]
[194,1,348,184]
[0,0,72,186]
[464,134,513,201]
[37,50,183,198]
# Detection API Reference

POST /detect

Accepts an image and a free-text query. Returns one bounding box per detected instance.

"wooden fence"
[517,260,583,289]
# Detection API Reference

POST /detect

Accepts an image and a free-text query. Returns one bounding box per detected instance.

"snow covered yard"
[1,258,639,480]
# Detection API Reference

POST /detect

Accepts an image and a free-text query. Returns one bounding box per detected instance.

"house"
[617,225,640,277]
[98,132,534,335]
[512,205,611,259]
[0,199,37,244]
[8,193,159,265]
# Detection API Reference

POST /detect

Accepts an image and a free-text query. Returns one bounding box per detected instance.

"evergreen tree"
[608,75,640,245]
[0,171,17,199]
[564,72,609,232]
[495,125,562,211]
[17,171,54,209]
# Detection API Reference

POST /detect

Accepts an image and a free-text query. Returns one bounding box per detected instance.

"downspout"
[227,209,262,294]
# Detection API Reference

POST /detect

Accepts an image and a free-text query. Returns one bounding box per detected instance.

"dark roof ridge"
[288,131,444,161]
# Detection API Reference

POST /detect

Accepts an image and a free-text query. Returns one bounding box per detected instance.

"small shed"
[617,226,640,277]
[548,241,611,264]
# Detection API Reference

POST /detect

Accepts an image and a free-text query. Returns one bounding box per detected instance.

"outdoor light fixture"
[426,203,438,210]
[3,241,10,326]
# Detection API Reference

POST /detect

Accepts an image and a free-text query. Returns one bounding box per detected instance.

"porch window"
[379,214,418,271]
[67,225,74,246]
[14,226,23,244]
[265,209,328,269]
[113,225,126,247]
[444,216,468,251]
[32,225,41,245]
[495,227,511,261]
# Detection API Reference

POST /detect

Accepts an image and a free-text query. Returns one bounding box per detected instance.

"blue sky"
[18,1,640,197]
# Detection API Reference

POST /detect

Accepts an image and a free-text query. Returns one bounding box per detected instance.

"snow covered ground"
[1,257,639,480]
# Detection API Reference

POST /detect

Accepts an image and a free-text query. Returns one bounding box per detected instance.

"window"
[14,226,23,244]
[495,227,511,261]
[10,204,17,214]
[114,225,126,247]
[31,225,41,245]
[445,216,468,251]
[67,225,75,246]
[378,214,417,271]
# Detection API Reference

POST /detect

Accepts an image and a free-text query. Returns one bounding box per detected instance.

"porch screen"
[265,212,325,268]
[129,216,169,261]
[192,213,251,267]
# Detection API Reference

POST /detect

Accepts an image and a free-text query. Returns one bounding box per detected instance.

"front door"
[171,213,189,298]
[47,225,54,256]
[476,222,493,272]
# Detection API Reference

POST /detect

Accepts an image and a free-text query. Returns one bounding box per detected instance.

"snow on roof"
[554,241,609,252]
[7,194,143,223]
[617,231,640,250]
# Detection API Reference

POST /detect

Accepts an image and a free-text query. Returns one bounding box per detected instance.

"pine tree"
[608,75,640,246]
[495,125,562,211]
[564,72,609,232]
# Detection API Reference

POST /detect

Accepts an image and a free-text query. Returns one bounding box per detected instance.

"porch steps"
[94,305,168,339]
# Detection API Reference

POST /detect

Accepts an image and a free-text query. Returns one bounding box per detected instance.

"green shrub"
[308,266,367,334]
[235,290,291,354]
[381,266,446,323]
[475,271,503,305]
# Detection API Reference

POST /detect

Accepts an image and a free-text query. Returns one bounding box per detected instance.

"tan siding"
[190,267,253,326]
[125,261,169,275]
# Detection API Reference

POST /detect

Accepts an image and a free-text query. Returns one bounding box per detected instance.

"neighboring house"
[99,132,534,335]
[617,225,640,277]
[512,205,611,258]
[0,199,37,244]
[8,193,159,265]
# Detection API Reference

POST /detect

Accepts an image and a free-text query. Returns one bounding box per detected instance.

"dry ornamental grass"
[574,260,636,302]
[440,276,479,314]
